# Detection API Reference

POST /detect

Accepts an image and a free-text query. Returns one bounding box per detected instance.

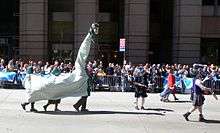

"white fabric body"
[23,32,93,103]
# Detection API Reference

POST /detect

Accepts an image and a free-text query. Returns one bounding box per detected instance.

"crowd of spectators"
[88,61,220,92]
[1,57,220,91]
[0,58,74,74]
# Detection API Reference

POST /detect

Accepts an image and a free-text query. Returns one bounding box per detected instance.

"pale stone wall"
[19,0,48,60]
[74,0,97,61]
[173,0,202,64]
[202,17,220,38]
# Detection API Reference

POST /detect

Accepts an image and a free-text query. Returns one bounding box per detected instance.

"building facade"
[13,0,220,64]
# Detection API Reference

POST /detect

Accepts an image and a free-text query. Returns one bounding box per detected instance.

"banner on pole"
[119,38,125,52]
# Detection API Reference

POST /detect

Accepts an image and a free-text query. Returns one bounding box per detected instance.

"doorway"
[201,38,220,64]
[98,0,124,66]
[149,0,174,63]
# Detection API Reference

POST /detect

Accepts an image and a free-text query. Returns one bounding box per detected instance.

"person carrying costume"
[21,64,38,112]
[73,63,92,112]
[20,23,99,112]
[73,23,99,112]
[43,60,62,112]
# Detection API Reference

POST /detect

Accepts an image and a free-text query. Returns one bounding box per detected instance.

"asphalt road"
[0,89,220,133]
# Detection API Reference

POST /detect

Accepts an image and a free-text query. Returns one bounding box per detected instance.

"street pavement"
[0,88,220,133]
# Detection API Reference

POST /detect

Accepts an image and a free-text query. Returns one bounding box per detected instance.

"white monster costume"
[23,23,99,103]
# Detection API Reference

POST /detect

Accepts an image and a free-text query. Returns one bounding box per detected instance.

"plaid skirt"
[192,93,205,106]
[135,87,147,98]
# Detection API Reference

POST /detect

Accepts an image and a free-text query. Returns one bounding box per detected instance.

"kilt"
[192,93,205,106]
[135,86,147,98]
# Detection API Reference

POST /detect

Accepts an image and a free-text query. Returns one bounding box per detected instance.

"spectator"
[0,58,5,71]
[7,59,15,72]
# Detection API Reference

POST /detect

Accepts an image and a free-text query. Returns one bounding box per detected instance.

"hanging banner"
[119,38,126,52]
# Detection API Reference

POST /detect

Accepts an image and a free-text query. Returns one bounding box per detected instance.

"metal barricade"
[213,80,220,94]
[92,75,220,93]
[94,75,121,91]
[155,76,163,88]
[203,79,220,94]
[203,79,212,88]
[153,76,163,93]
[0,72,24,89]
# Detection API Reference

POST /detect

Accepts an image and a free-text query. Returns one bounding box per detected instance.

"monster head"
[90,23,99,35]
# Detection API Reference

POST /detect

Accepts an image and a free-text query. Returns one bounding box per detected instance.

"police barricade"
[152,76,164,93]
[203,79,212,88]
[93,75,121,91]
[92,74,220,93]
[0,72,24,89]
[93,75,165,92]
[202,79,220,94]
[214,80,220,94]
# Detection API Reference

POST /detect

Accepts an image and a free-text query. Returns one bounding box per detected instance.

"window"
[202,0,215,5]
[49,0,73,12]
[99,0,112,13]
[49,21,73,43]
[218,0,220,5]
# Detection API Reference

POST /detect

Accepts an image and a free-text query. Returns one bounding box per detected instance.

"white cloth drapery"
[23,31,93,103]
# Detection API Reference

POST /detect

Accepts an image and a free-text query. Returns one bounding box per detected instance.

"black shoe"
[21,103,26,111]
[73,105,79,112]
[199,117,206,122]
[174,98,179,101]
[43,105,47,111]
[163,99,169,102]
[183,112,190,121]
[199,114,206,122]
[135,106,139,110]
[30,108,38,112]
[81,109,89,112]
[140,106,145,110]
[55,108,61,112]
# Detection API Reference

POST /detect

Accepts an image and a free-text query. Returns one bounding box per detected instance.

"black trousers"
[47,99,61,104]
[74,96,88,109]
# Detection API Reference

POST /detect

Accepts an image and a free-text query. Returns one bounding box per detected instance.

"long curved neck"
[74,32,94,71]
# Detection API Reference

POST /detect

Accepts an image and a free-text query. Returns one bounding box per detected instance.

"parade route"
[0,89,220,133]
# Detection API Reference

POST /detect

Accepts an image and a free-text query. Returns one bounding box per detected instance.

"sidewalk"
[0,89,220,133]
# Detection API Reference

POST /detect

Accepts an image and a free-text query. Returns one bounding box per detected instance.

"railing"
[203,79,220,94]
[1,72,220,94]
[92,75,164,92]
[92,75,220,94]
[92,75,122,92]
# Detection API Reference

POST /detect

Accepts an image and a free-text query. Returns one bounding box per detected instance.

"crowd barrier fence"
[1,71,220,94]
[203,79,220,94]
[92,75,220,94]
[92,75,122,92]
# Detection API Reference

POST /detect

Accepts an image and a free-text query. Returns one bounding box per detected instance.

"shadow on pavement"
[190,119,220,124]
[166,100,191,103]
[35,110,165,116]
[144,108,174,112]
[203,119,220,124]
